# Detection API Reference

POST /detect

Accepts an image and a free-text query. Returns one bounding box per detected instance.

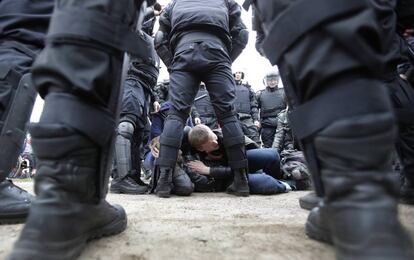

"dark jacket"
[0,0,53,50]
[234,81,259,121]
[185,129,259,192]
[156,0,247,65]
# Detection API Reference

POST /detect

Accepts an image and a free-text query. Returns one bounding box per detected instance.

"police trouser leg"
[110,117,148,194]
[218,111,249,196]
[0,45,37,224]
[261,127,276,148]
[389,76,414,205]
[9,0,146,258]
[154,109,188,197]
[0,72,36,224]
[282,75,414,260]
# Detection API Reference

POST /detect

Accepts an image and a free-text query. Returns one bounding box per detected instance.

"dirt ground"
[1,180,413,260]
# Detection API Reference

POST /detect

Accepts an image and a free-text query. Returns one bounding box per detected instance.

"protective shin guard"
[9,124,127,260]
[155,110,187,198]
[113,121,135,180]
[305,113,414,260]
[219,112,249,196]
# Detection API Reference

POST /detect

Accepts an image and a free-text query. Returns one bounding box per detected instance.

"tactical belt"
[174,31,226,54]
[47,8,146,57]
[261,0,369,64]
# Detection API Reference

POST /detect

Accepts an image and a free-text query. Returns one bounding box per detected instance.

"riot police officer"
[9,0,153,259]
[0,0,53,224]
[244,0,413,259]
[192,82,219,129]
[153,0,250,198]
[233,70,261,146]
[110,31,160,195]
[256,70,286,148]
[154,78,170,104]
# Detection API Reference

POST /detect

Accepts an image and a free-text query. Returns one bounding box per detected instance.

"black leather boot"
[9,124,127,260]
[155,166,174,198]
[305,114,414,260]
[172,165,194,196]
[110,176,148,194]
[0,179,33,224]
[226,168,249,197]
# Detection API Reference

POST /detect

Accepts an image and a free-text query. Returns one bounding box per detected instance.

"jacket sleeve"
[154,3,174,67]
[271,113,286,151]
[249,87,260,121]
[228,0,249,61]
[252,6,265,56]
[209,165,233,180]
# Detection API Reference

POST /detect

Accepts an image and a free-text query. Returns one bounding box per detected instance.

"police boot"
[110,175,148,194]
[0,180,33,224]
[172,165,194,196]
[226,168,249,197]
[9,124,127,260]
[305,113,414,260]
[299,192,321,211]
[0,72,36,224]
[155,166,174,198]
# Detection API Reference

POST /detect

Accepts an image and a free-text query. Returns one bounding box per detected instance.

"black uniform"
[192,84,219,129]
[257,86,285,148]
[9,0,152,259]
[244,0,413,259]
[234,80,261,145]
[385,35,414,204]
[110,31,160,194]
[0,0,53,224]
[154,79,169,104]
[154,0,250,197]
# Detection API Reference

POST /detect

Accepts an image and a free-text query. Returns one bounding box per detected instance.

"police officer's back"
[153,0,251,198]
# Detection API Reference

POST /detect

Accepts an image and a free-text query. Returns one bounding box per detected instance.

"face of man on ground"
[198,138,219,153]
[266,77,278,88]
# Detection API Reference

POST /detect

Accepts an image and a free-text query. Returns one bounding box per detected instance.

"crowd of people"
[0,0,413,259]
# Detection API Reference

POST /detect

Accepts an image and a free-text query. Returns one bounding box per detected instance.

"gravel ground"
[0,180,413,260]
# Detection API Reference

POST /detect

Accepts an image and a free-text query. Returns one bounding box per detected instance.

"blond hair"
[188,124,215,149]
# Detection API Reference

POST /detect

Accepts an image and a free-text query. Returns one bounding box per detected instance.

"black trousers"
[157,40,247,169]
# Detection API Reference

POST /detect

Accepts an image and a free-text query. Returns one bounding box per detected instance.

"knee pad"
[118,121,135,140]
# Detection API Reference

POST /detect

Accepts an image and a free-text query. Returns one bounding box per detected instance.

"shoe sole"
[226,191,250,197]
[299,197,321,211]
[305,218,332,244]
[110,188,147,195]
[8,205,127,260]
[156,191,171,198]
